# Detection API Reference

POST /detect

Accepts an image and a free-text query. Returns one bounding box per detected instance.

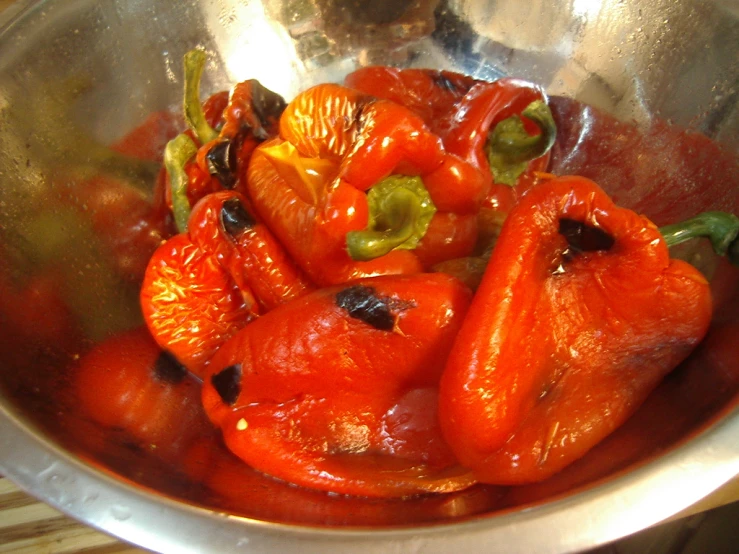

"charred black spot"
[250,80,287,139]
[206,140,237,189]
[221,197,256,237]
[211,364,242,406]
[336,285,394,331]
[559,218,615,255]
[153,351,188,384]
[431,72,461,93]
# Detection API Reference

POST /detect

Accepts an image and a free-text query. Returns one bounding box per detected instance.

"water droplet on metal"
[111,504,131,521]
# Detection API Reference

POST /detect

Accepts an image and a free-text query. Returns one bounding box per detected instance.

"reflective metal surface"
[0,1,737,552]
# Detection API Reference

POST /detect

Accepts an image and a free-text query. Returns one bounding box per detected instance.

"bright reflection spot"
[573,0,604,18]
[201,1,298,98]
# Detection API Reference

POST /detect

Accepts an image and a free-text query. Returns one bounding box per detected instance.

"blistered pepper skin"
[439,176,713,485]
[247,141,423,285]
[249,83,497,281]
[140,233,258,378]
[439,78,548,176]
[201,273,476,498]
[345,69,558,263]
[188,190,315,311]
[344,66,478,126]
[346,68,552,197]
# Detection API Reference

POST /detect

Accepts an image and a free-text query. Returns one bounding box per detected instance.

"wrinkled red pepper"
[201,273,476,498]
[344,66,478,130]
[247,83,491,282]
[161,51,287,233]
[346,67,555,201]
[439,176,719,484]
[195,78,287,193]
[141,188,315,375]
[346,67,557,265]
[140,233,258,378]
[130,52,739,499]
[188,190,314,311]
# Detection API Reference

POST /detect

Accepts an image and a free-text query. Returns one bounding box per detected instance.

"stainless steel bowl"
[1,1,737,552]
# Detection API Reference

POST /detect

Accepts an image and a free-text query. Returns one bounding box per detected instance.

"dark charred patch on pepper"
[206,140,237,189]
[559,218,615,256]
[153,351,188,384]
[221,197,256,237]
[249,79,287,139]
[336,285,394,331]
[211,364,242,406]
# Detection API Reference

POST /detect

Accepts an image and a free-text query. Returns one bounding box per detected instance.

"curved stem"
[164,133,198,233]
[485,99,557,186]
[660,211,739,266]
[183,49,218,145]
[346,176,436,261]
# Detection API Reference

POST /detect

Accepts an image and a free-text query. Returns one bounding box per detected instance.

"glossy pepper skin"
[74,326,208,454]
[196,79,287,192]
[345,67,552,200]
[344,66,478,137]
[438,78,550,185]
[247,83,487,282]
[201,273,476,498]
[345,68,556,262]
[247,139,424,285]
[439,176,713,485]
[140,233,258,378]
[161,51,288,231]
[188,190,315,311]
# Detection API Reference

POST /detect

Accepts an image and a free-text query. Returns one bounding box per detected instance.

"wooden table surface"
[0,477,146,553]
[0,0,737,552]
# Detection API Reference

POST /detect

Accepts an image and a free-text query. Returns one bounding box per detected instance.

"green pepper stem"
[183,49,218,145]
[164,133,198,233]
[660,211,739,266]
[485,99,557,186]
[346,176,436,262]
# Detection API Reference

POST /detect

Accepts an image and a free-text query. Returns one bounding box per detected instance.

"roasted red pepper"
[184,48,286,190]
[346,67,557,261]
[161,50,287,233]
[247,83,490,282]
[438,78,554,188]
[344,66,478,131]
[201,273,476,498]
[195,78,287,193]
[127,55,739,500]
[141,188,314,375]
[439,176,726,484]
[140,233,258,378]
[188,190,315,311]
[73,326,209,454]
[345,67,555,197]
